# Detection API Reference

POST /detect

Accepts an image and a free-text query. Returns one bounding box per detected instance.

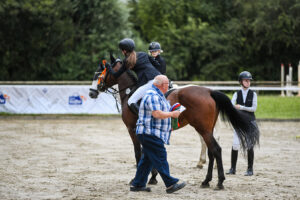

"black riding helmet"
[149,42,163,52]
[238,71,253,82]
[119,38,135,52]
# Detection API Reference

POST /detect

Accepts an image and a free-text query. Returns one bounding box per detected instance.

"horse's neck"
[117,71,136,106]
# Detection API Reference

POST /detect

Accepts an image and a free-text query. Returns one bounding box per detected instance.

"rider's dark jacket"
[154,55,166,75]
[109,52,161,87]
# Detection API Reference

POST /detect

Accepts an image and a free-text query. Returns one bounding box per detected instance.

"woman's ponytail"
[125,51,137,69]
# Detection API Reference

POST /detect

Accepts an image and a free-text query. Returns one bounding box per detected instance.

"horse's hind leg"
[197,136,207,169]
[211,137,225,190]
[201,147,214,188]
[200,133,225,190]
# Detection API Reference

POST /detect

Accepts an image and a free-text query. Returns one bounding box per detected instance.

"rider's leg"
[128,80,154,114]
[245,147,254,176]
[226,130,239,175]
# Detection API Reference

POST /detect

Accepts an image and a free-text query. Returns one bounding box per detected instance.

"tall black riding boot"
[226,148,238,175]
[245,148,254,176]
[129,103,139,115]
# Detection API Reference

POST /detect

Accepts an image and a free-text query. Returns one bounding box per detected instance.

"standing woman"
[148,42,166,74]
[226,71,258,176]
[107,38,161,114]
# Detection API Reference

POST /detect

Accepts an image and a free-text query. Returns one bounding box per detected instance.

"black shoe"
[226,168,236,175]
[244,168,253,176]
[130,186,151,192]
[166,180,186,194]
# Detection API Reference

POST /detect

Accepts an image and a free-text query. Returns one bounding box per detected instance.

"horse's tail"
[210,90,259,152]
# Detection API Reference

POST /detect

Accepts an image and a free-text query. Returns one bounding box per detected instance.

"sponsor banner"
[0,85,120,114]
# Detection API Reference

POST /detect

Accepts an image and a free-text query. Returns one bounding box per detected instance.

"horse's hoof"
[214,184,224,190]
[196,164,203,169]
[148,179,158,185]
[200,159,206,164]
[200,183,210,188]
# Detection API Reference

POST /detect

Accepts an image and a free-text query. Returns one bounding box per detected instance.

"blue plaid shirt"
[136,85,172,144]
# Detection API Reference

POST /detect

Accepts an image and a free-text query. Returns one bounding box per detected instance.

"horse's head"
[97,54,122,92]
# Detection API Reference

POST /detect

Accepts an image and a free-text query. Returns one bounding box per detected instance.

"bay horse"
[91,56,259,189]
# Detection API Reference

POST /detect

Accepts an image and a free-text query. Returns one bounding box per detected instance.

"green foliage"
[1,0,300,81]
[0,0,132,81]
[128,0,300,81]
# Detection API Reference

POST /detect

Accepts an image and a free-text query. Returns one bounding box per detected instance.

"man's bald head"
[153,75,168,87]
[153,75,169,94]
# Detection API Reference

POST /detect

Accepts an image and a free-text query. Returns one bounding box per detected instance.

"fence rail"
[1,81,300,92]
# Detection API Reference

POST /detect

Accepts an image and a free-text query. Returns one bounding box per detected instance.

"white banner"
[0,85,120,114]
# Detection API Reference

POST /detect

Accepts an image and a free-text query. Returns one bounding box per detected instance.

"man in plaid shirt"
[130,75,186,194]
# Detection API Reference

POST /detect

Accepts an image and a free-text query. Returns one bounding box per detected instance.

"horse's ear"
[110,52,116,63]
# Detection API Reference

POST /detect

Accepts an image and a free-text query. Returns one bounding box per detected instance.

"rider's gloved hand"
[89,88,99,99]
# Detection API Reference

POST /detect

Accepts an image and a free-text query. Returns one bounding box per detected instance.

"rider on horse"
[106,38,162,115]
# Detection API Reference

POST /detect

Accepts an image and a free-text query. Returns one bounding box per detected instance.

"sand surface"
[0,116,299,200]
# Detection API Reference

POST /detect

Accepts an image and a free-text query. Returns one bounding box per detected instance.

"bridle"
[96,59,136,112]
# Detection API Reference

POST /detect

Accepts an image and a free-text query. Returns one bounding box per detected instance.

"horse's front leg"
[128,127,142,166]
[128,127,141,184]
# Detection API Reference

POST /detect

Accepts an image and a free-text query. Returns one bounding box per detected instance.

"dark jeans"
[131,134,179,188]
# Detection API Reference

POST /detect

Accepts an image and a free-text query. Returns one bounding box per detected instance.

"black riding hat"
[238,71,253,81]
[119,38,135,52]
[149,42,163,52]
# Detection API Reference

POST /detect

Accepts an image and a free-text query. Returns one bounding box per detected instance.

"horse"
[91,55,259,189]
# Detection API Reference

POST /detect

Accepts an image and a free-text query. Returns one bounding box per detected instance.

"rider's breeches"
[232,120,257,151]
[232,130,240,151]
[128,80,154,105]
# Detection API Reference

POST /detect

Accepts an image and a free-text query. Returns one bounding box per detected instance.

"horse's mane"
[126,69,138,84]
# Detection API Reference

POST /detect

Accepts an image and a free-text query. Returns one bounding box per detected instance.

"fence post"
[298,61,300,96]
[286,64,293,96]
[281,63,285,96]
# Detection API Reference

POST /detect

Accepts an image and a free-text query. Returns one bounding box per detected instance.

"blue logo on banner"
[0,92,8,104]
[0,93,5,104]
[69,95,83,105]
[42,88,48,94]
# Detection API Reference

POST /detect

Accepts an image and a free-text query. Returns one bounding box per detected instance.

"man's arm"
[152,110,180,119]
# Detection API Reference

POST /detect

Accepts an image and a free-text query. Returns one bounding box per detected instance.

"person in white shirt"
[226,71,258,176]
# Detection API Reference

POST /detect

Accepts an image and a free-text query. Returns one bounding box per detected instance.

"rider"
[226,71,258,176]
[148,42,166,74]
[107,38,161,114]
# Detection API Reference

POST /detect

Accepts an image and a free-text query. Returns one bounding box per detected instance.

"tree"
[0,0,132,81]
